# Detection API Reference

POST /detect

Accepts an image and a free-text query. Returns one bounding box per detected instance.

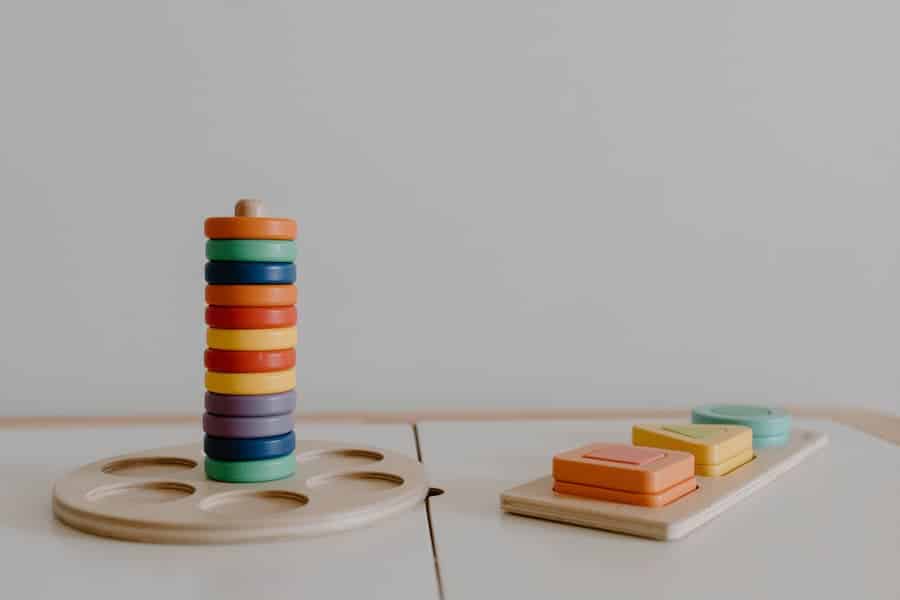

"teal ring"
[206,239,297,262]
[205,454,296,483]
[692,404,791,438]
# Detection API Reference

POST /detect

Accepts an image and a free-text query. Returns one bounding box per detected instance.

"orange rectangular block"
[552,476,698,507]
[552,443,695,494]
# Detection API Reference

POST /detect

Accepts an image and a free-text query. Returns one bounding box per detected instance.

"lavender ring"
[205,390,296,417]
[202,413,294,438]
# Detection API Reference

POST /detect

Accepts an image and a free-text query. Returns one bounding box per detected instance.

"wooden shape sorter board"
[501,429,826,540]
[53,439,429,544]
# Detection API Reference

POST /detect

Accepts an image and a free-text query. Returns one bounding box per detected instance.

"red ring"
[205,306,297,329]
[204,348,296,373]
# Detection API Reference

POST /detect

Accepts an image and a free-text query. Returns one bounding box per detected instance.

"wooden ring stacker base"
[52,439,429,544]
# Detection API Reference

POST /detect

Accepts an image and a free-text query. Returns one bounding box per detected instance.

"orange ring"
[204,217,297,240]
[206,285,297,307]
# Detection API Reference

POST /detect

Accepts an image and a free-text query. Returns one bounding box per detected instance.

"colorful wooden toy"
[204,261,296,285]
[206,327,297,351]
[632,424,754,476]
[692,405,791,448]
[502,429,828,540]
[552,443,697,507]
[204,348,296,372]
[206,239,297,262]
[204,390,297,417]
[202,200,299,484]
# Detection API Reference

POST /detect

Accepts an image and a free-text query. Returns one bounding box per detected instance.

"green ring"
[206,239,297,262]
[752,432,791,449]
[205,453,296,483]
[691,404,791,438]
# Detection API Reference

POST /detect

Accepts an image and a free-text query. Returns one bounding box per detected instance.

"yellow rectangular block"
[632,424,753,473]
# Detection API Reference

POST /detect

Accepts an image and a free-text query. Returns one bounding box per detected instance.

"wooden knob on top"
[205,199,297,240]
[235,199,265,217]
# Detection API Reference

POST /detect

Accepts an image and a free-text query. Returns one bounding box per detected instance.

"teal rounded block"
[752,432,791,449]
[205,453,296,483]
[206,239,297,263]
[691,404,791,438]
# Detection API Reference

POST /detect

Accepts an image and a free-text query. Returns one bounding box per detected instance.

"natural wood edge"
[0,407,896,445]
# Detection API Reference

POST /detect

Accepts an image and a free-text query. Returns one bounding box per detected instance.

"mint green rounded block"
[206,239,297,262]
[692,404,791,439]
[205,454,296,483]
[751,432,791,449]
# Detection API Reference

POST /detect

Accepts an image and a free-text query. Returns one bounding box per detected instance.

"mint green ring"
[205,453,296,483]
[206,239,297,262]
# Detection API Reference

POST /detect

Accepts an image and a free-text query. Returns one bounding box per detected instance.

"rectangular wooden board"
[501,428,827,540]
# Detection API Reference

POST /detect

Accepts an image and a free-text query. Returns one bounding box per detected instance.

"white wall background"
[1,1,898,416]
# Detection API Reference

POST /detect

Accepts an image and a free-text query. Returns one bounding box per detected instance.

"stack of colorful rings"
[203,199,298,483]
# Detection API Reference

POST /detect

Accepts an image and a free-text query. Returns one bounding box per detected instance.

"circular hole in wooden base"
[200,490,309,517]
[102,457,198,477]
[87,482,195,505]
[306,471,404,494]
[296,449,384,473]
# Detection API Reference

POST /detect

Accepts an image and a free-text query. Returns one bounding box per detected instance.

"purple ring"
[205,390,296,417]
[203,413,294,438]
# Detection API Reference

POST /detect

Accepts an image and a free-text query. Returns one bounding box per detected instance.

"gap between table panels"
[413,423,446,600]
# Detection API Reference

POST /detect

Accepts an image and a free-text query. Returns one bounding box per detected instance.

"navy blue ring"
[204,431,296,461]
[205,262,296,285]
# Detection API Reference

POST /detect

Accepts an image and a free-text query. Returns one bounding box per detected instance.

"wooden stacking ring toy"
[205,390,297,417]
[207,327,297,351]
[203,413,295,438]
[206,284,297,307]
[52,440,429,543]
[205,261,296,285]
[206,239,297,263]
[205,454,297,483]
[204,348,296,373]
[205,369,296,395]
[204,432,296,461]
[205,306,297,329]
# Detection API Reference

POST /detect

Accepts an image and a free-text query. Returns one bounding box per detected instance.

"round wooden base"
[52,439,428,544]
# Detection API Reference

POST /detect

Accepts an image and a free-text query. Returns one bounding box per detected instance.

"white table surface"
[0,423,439,600]
[419,419,900,600]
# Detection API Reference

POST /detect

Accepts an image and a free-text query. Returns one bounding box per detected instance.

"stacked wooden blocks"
[202,200,299,483]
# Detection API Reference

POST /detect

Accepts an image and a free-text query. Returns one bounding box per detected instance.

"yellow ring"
[207,327,297,351]
[205,369,296,395]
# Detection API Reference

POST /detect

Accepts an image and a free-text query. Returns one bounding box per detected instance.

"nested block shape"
[632,424,753,467]
[553,443,694,494]
[692,405,791,438]
[553,475,697,507]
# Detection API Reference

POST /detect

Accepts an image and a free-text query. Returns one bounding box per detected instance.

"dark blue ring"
[204,431,296,461]
[205,261,296,285]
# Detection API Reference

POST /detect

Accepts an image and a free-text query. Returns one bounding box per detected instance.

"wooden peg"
[235,198,265,217]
